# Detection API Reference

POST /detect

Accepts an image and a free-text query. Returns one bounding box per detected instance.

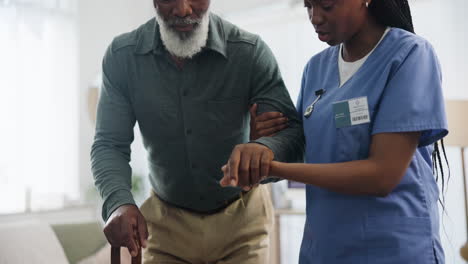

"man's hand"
[103,204,149,257]
[220,143,274,190]
[249,103,289,141]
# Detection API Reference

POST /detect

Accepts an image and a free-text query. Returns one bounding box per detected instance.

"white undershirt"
[338,27,391,87]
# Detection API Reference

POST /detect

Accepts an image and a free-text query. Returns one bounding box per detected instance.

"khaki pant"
[140,185,274,264]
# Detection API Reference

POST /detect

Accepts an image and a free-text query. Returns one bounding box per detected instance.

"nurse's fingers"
[238,151,252,189]
[249,103,258,120]
[260,150,274,179]
[258,124,288,138]
[256,112,284,122]
[256,117,288,130]
[228,148,241,186]
[220,165,231,186]
[250,152,261,187]
[249,104,261,140]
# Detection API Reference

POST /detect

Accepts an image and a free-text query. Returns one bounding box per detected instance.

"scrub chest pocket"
[333,97,374,162]
[336,121,372,162]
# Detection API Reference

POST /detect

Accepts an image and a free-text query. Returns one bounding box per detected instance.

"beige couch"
[0,221,114,264]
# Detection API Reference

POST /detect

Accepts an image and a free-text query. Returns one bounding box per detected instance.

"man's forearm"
[91,139,135,221]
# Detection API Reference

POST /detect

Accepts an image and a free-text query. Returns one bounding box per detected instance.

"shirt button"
[186,129,192,135]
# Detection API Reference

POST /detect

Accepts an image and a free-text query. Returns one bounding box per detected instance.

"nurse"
[221,0,449,263]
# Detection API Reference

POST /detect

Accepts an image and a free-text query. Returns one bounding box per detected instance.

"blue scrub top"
[298,28,448,264]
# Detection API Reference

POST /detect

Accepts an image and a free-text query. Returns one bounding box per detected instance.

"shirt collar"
[133,18,158,55]
[204,13,228,58]
[134,14,227,58]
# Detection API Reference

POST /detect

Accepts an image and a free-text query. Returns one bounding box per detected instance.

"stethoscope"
[304,89,326,118]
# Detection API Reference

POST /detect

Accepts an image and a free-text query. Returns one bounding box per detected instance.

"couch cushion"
[0,221,69,264]
[51,222,107,264]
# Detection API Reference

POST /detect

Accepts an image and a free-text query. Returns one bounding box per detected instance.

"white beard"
[155,8,210,59]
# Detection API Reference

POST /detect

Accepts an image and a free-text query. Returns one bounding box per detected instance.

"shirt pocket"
[204,97,248,140]
[335,121,372,162]
[364,216,435,264]
[137,94,182,141]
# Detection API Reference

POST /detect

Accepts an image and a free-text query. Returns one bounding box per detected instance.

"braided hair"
[368,0,415,33]
[369,0,450,199]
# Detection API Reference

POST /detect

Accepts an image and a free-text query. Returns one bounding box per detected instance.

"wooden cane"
[111,246,142,264]
[111,224,143,264]
[111,229,142,264]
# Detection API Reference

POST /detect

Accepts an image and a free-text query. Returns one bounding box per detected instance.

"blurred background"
[0,0,467,263]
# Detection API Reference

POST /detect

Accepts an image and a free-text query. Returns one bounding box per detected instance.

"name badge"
[333,97,370,128]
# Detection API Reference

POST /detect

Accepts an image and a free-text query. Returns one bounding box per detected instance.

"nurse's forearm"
[270,160,389,196]
[269,132,420,197]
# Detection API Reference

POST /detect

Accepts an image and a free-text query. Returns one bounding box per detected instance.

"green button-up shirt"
[91,14,304,221]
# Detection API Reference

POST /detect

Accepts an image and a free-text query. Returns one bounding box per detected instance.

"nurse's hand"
[249,104,289,140]
[103,204,148,257]
[219,143,274,190]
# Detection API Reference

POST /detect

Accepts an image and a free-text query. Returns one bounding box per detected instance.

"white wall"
[410,0,468,100]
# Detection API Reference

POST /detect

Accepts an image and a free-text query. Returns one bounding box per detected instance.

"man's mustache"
[165,17,202,26]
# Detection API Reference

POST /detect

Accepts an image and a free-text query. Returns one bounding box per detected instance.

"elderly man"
[91,0,304,263]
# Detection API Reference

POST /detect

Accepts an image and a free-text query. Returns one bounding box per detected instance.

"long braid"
[435,142,445,200]
[368,0,415,33]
